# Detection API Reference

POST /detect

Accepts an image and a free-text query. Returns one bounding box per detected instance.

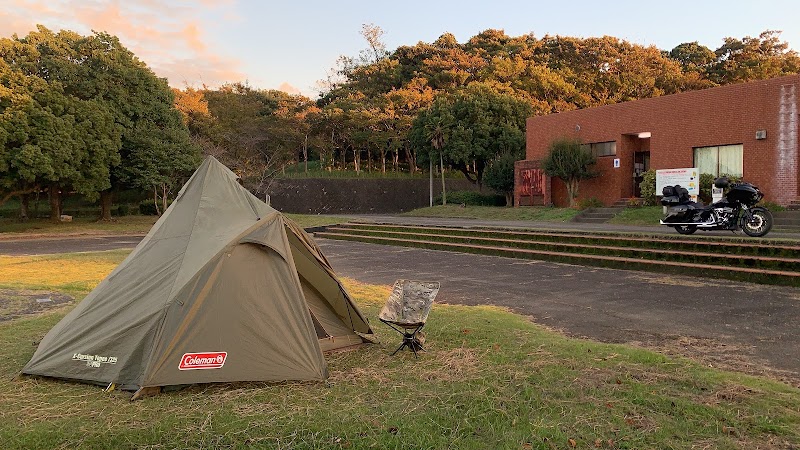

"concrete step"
[595,207,625,213]
[322,226,800,269]
[579,212,619,219]
[571,207,624,223]
[572,217,615,223]
[336,223,800,255]
[316,229,800,286]
[773,210,800,228]
[773,211,800,218]
[774,226,800,233]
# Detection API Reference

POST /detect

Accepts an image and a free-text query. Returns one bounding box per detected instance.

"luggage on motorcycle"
[676,186,690,203]
[660,185,691,206]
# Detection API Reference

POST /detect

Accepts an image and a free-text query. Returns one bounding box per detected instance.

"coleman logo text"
[179,352,227,370]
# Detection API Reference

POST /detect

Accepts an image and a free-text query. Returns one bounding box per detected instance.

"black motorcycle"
[659,177,773,237]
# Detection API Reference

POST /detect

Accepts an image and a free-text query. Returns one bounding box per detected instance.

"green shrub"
[483,153,517,206]
[698,173,715,204]
[759,201,786,211]
[577,197,604,210]
[699,173,741,204]
[435,190,505,206]
[139,200,171,215]
[639,170,657,206]
[116,204,131,216]
[115,189,150,204]
[542,137,598,207]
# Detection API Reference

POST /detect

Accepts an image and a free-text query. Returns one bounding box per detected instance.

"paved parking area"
[318,238,800,386]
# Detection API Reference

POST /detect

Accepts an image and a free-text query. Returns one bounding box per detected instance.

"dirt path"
[317,238,800,387]
[0,235,143,255]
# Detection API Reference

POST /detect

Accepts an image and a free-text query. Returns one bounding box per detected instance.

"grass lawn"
[403,205,580,222]
[284,213,348,228]
[0,251,798,448]
[0,214,347,238]
[0,216,159,237]
[607,207,664,227]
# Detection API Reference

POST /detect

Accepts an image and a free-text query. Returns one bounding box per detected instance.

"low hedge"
[436,190,505,206]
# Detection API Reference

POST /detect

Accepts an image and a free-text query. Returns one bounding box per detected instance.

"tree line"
[1,25,797,220]
[180,26,798,201]
[0,26,199,221]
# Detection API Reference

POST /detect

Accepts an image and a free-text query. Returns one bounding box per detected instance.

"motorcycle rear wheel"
[741,208,773,237]
[675,225,697,235]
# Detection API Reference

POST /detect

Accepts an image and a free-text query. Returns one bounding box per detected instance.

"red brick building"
[517,74,799,207]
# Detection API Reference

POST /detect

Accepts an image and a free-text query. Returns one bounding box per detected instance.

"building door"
[633,151,650,198]
[518,168,546,205]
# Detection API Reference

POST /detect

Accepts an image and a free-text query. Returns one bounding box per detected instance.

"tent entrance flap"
[300,277,352,339]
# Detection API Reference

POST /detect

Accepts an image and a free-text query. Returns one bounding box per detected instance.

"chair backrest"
[379,280,440,327]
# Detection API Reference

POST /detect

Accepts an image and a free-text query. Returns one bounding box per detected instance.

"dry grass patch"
[419,346,483,382]
[339,277,390,307]
[704,382,762,405]
[0,250,127,292]
[0,289,73,321]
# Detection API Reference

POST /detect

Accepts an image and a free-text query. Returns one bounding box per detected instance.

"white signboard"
[712,187,724,203]
[613,158,620,168]
[656,168,699,196]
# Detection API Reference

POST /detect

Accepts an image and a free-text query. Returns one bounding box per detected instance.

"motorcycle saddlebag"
[662,205,693,223]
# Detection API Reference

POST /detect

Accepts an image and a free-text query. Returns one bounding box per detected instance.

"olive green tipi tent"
[22,156,373,398]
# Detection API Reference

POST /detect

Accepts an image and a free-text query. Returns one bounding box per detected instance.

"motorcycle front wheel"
[675,225,697,235]
[741,207,773,237]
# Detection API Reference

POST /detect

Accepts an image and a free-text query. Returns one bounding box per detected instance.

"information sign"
[656,168,699,197]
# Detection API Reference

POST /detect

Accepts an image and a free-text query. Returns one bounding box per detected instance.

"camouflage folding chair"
[379,280,440,357]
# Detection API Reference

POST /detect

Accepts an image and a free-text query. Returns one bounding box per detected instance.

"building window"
[581,141,616,157]
[693,144,743,177]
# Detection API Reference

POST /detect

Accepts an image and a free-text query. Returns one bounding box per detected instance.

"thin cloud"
[2,0,244,87]
[181,23,206,53]
[278,82,301,95]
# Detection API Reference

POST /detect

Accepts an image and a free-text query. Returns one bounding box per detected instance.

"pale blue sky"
[5,0,799,96]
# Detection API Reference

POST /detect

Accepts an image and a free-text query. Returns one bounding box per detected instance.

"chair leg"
[404,326,425,358]
[382,320,427,357]
[391,341,407,356]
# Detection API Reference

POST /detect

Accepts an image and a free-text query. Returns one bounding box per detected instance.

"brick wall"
[522,74,800,206]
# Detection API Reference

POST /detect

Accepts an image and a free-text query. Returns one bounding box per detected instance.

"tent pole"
[429,159,433,207]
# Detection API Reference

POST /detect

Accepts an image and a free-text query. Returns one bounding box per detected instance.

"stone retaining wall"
[266,178,480,214]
